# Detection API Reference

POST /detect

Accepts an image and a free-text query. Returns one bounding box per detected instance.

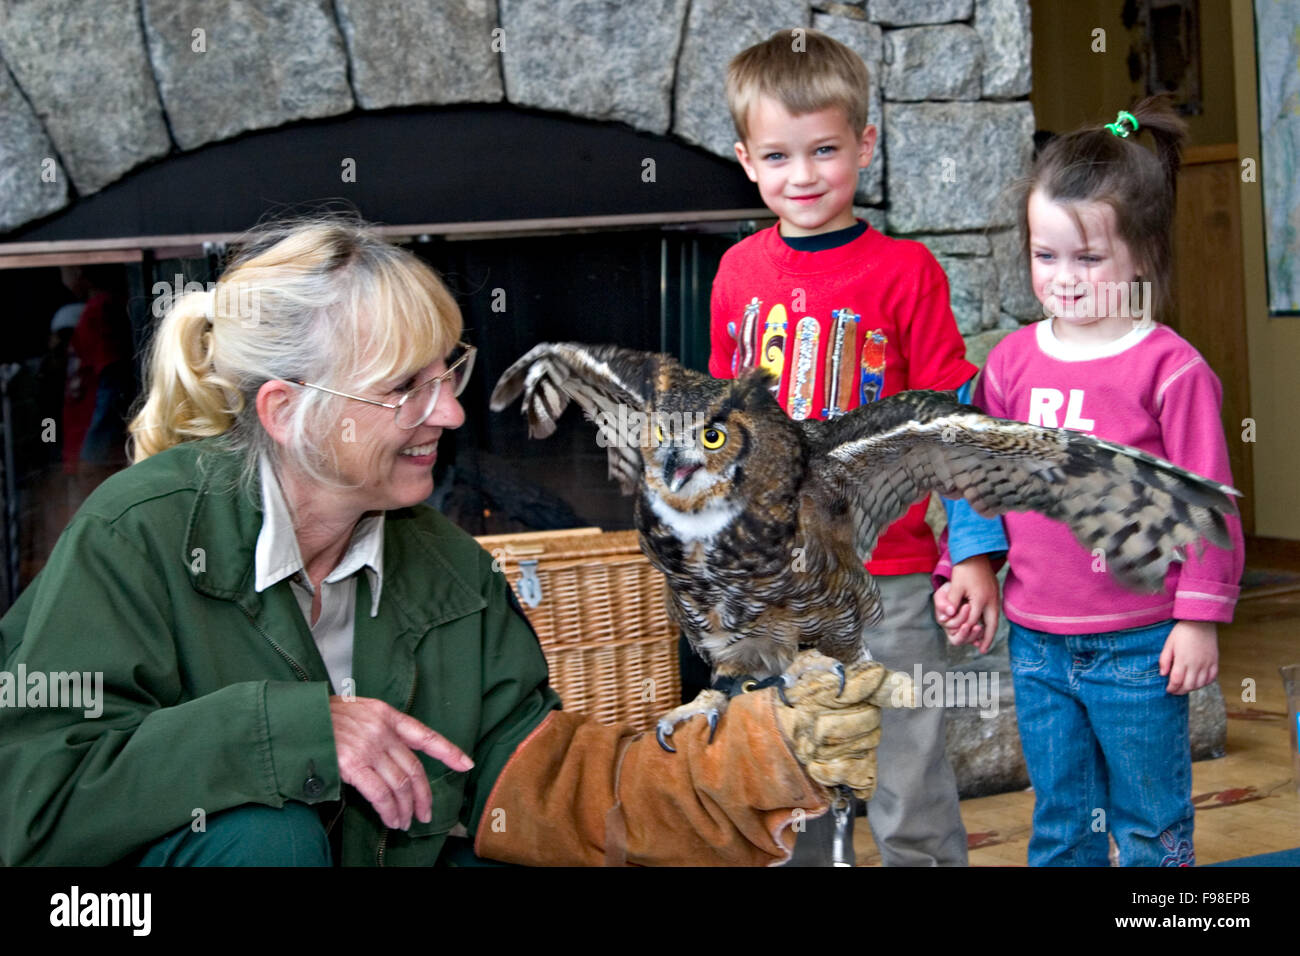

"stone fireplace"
[3,0,1040,354]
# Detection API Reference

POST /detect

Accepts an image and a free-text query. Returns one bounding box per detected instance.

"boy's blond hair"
[726,28,871,142]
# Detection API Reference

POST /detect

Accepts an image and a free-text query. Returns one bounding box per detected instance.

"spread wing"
[808,390,1239,592]
[489,342,660,494]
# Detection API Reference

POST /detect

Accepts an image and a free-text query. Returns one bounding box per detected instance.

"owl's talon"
[655,690,729,753]
[780,649,851,700]
[656,723,677,753]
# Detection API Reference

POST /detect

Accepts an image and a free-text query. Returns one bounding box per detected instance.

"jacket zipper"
[325,794,347,836]
[244,611,311,682]
[376,668,420,867]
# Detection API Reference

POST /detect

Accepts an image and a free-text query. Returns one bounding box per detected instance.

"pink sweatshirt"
[936,319,1244,634]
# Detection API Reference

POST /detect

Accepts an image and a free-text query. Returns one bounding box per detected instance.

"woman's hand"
[329,696,474,830]
[1159,621,1219,695]
[934,554,1000,652]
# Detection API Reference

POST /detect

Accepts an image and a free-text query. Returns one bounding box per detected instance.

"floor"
[853,546,1300,867]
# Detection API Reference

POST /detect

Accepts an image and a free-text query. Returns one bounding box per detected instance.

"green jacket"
[0,438,560,866]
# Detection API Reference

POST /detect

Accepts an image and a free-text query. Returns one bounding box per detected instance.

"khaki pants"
[784,573,968,867]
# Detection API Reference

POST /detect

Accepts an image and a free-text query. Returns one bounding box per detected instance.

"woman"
[0,219,896,866]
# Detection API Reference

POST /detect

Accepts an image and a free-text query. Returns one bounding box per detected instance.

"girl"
[933,95,1244,866]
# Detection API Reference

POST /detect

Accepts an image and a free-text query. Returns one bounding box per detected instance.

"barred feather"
[489,342,658,494]
[818,391,1239,593]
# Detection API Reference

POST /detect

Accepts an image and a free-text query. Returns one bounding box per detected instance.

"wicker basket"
[475,528,681,732]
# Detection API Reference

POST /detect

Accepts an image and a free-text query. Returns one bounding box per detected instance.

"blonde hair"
[726,28,872,143]
[128,216,463,489]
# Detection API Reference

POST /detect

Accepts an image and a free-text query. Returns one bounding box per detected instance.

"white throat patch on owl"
[647,491,742,541]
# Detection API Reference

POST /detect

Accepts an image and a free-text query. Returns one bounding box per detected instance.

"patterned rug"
[1205,847,1300,866]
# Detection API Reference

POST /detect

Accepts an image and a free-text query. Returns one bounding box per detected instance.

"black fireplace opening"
[0,222,746,606]
[431,226,736,536]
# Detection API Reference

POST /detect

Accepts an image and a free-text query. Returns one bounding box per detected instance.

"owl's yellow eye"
[700,425,727,450]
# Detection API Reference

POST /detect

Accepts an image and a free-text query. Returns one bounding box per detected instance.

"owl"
[490,343,1239,750]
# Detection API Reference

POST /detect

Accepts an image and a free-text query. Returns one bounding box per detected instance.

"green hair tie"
[1105,110,1139,138]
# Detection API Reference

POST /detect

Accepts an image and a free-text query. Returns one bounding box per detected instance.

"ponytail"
[1128,93,1189,196]
[128,289,243,462]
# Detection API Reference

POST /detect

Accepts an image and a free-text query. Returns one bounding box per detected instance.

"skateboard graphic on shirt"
[759,304,787,397]
[822,308,860,419]
[728,297,763,376]
[860,329,887,405]
[729,299,889,420]
[788,316,820,421]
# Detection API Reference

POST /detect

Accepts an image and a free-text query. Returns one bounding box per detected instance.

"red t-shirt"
[62,292,132,471]
[709,224,975,574]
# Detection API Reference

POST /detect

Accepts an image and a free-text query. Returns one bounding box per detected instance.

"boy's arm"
[899,252,1007,569]
[939,376,1009,567]
[908,254,1008,561]
[934,375,1008,652]
[891,253,1007,647]
[902,253,978,393]
[934,374,1008,583]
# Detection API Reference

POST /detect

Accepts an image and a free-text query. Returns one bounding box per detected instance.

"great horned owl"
[490,343,1239,749]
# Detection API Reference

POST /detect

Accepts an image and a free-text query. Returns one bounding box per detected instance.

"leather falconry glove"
[773,650,917,802]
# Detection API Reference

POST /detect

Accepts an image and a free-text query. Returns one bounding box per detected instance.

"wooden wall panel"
[1172,146,1254,534]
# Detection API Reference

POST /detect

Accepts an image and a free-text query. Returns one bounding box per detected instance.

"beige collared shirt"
[254,454,385,693]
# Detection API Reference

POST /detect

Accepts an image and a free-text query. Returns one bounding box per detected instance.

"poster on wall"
[1255,0,1300,314]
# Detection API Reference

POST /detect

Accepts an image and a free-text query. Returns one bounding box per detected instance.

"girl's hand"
[934,554,1000,653]
[1158,621,1219,695]
[933,582,970,641]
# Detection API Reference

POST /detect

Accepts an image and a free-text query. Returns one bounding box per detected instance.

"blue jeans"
[1009,619,1194,867]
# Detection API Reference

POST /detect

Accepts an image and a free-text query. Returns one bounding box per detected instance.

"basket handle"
[504,543,546,556]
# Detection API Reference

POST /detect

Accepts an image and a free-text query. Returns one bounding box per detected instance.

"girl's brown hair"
[1023,94,1188,323]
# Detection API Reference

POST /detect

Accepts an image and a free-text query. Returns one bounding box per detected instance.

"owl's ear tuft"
[730,368,779,407]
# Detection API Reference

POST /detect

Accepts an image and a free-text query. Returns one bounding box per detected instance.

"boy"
[706,28,1006,866]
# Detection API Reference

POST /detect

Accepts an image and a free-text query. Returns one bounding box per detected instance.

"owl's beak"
[663,449,701,493]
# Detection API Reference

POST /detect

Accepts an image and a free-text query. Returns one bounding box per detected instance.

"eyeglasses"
[289,343,476,429]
